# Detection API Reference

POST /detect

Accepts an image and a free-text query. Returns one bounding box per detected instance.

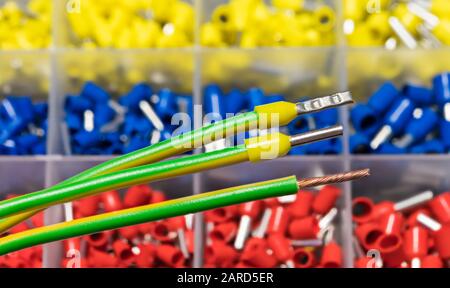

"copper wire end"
[297,169,370,189]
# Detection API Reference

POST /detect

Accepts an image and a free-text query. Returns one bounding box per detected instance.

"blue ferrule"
[155,88,177,119]
[368,82,399,115]
[350,104,378,132]
[81,82,110,104]
[376,143,406,154]
[404,108,439,144]
[350,133,371,154]
[225,88,246,114]
[65,96,93,113]
[246,87,266,111]
[403,84,434,106]
[204,84,226,118]
[384,97,416,134]
[433,73,450,107]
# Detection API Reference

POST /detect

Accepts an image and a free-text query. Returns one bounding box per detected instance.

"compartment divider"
[43,157,65,268]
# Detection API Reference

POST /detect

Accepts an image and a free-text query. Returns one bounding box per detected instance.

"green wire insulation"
[0,176,298,255]
[0,146,250,219]
[0,112,258,232]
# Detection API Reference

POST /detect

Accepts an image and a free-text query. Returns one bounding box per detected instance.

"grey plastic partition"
[0,0,449,268]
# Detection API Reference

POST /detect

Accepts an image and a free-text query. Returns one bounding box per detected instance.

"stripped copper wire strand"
[298,169,370,189]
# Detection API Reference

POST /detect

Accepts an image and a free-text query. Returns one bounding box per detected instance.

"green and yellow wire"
[0,176,300,255]
[0,97,350,237]
[0,112,259,232]
[0,168,370,255]
[0,132,295,219]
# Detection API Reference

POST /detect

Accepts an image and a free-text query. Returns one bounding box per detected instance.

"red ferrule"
[75,195,100,216]
[32,246,42,259]
[240,201,263,218]
[235,261,254,268]
[85,231,111,248]
[375,233,405,268]
[433,224,450,260]
[265,198,279,208]
[352,197,375,224]
[267,206,290,235]
[429,192,450,224]
[32,259,42,268]
[243,237,267,254]
[3,256,27,268]
[288,216,319,240]
[403,226,428,260]
[312,185,341,215]
[241,245,277,268]
[428,236,435,250]
[167,216,186,230]
[31,211,44,228]
[9,221,29,234]
[150,190,166,203]
[288,190,314,219]
[204,206,238,223]
[19,247,37,262]
[88,247,118,268]
[421,254,444,268]
[292,248,315,268]
[118,225,140,241]
[373,201,395,220]
[73,209,83,219]
[136,222,154,235]
[206,241,239,267]
[135,243,156,268]
[267,234,293,262]
[206,241,239,266]
[101,190,123,212]
[156,244,185,267]
[378,212,404,235]
[151,221,177,242]
[406,208,432,227]
[354,222,383,250]
[354,257,377,268]
[112,240,134,267]
[209,222,237,243]
[124,185,152,208]
[321,241,342,268]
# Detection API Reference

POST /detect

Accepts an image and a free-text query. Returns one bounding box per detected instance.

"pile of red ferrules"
[352,190,450,268]
[62,185,194,268]
[203,185,343,268]
[0,194,44,268]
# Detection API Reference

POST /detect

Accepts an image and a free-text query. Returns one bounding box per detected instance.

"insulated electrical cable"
[0,126,344,219]
[0,93,353,233]
[0,169,369,255]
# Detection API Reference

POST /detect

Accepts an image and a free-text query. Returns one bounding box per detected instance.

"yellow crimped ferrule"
[245,132,291,162]
[254,102,298,127]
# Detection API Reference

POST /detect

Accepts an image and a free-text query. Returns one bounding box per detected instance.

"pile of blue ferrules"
[65,82,193,155]
[350,72,450,154]
[0,96,47,155]
[203,84,341,155]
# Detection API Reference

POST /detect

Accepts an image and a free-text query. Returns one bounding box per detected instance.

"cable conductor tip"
[289,125,343,147]
[298,169,370,189]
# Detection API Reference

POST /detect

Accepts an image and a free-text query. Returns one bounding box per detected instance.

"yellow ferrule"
[254,101,298,127]
[245,132,291,162]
